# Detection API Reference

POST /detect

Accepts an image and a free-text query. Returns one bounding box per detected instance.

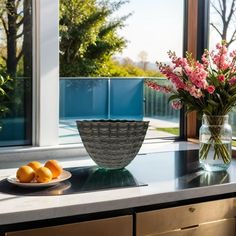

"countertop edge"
[1,182,236,226]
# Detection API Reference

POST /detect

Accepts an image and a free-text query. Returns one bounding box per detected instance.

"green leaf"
[208,99,219,106]
[0,88,5,95]
[229,85,236,94]
[228,94,236,103]
[216,93,224,108]
[168,94,179,103]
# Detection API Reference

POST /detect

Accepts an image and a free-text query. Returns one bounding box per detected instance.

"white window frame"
[0,0,108,160]
[0,0,64,159]
[33,0,59,146]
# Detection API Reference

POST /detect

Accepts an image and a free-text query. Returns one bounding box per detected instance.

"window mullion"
[33,0,59,146]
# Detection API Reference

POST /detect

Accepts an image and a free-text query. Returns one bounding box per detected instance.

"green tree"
[0,67,12,118]
[60,0,130,77]
[104,58,164,77]
[0,0,32,77]
[0,0,32,119]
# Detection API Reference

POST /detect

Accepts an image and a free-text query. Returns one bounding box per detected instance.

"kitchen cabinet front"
[136,198,236,236]
[5,215,132,236]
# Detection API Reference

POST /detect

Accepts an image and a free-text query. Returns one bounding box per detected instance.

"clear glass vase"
[199,115,232,172]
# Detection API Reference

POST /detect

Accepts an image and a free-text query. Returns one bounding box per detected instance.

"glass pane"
[0,0,32,146]
[59,0,183,144]
[110,78,143,120]
[209,0,236,50]
[114,0,183,139]
[209,0,236,145]
[144,79,180,138]
[59,78,144,144]
[60,79,108,120]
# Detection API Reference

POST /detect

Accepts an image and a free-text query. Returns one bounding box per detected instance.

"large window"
[0,0,32,146]
[59,0,184,144]
[0,0,191,149]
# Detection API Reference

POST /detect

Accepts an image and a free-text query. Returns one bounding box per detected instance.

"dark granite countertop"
[0,149,236,226]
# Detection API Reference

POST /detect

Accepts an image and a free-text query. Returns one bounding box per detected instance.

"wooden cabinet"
[5,215,132,236]
[136,198,236,236]
[4,198,236,236]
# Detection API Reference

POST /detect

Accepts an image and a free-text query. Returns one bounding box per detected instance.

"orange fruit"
[35,167,53,183]
[27,161,42,171]
[44,160,63,179]
[16,166,35,183]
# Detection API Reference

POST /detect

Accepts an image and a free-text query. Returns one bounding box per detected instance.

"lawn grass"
[156,127,179,136]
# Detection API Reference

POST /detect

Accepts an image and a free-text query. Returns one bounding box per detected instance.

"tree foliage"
[0,0,32,118]
[0,67,12,118]
[101,58,163,77]
[0,0,32,76]
[60,0,130,77]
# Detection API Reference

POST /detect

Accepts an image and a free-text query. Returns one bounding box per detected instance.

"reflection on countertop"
[0,166,145,196]
[0,149,235,197]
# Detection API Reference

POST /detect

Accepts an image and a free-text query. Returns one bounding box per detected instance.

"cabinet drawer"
[152,218,235,236]
[136,198,235,236]
[5,215,132,236]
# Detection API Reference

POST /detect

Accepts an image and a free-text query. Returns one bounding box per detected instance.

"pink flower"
[218,74,225,82]
[193,90,203,98]
[230,50,236,58]
[229,77,236,85]
[145,81,172,93]
[187,63,208,89]
[212,43,230,70]
[150,42,236,115]
[216,43,221,49]
[201,50,209,68]
[173,57,188,67]
[207,85,215,94]
[158,64,186,90]
[184,65,192,76]
[186,86,203,98]
[171,100,182,110]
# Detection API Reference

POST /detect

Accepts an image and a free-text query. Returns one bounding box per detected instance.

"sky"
[209,0,236,51]
[114,0,184,63]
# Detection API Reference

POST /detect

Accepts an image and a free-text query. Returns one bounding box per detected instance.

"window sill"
[0,141,199,164]
[188,138,236,158]
[0,144,88,162]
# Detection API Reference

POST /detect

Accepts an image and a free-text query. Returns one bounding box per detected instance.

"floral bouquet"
[146,41,236,167]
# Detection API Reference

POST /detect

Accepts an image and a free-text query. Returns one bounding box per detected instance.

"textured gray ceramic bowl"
[76,120,149,169]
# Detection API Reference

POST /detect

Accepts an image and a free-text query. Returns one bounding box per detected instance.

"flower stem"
[199,115,231,165]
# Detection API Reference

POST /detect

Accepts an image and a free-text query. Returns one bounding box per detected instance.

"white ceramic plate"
[7,170,72,187]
